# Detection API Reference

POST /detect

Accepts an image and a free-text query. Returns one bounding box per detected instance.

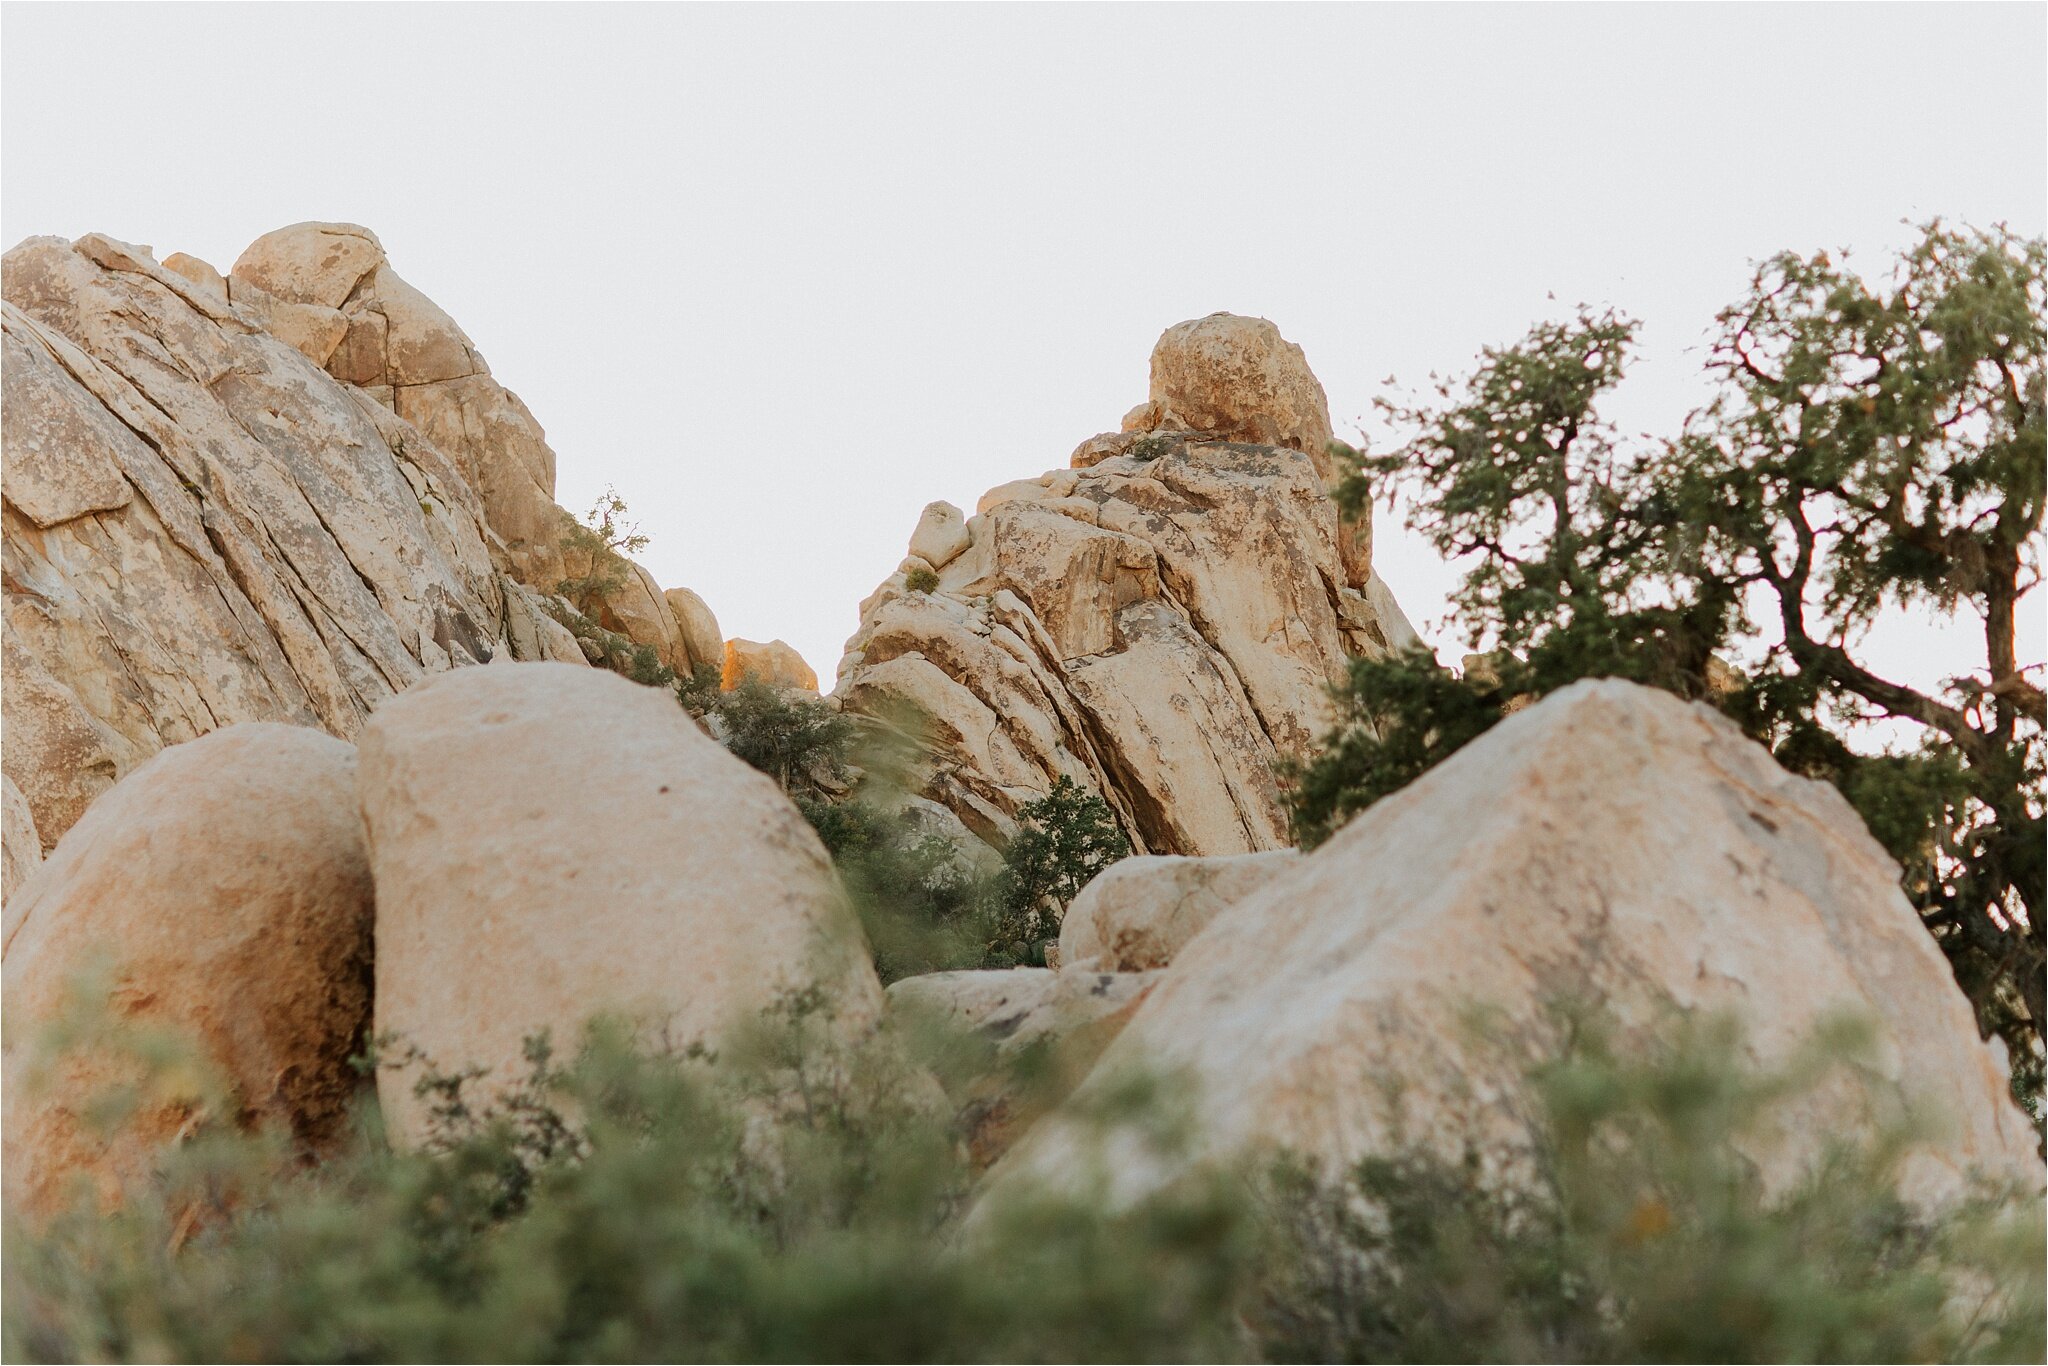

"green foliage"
[986,777,1131,965]
[1260,1009,2046,1364]
[690,678,856,806]
[904,565,941,594]
[1128,433,1178,462]
[9,994,2039,1364]
[4,996,1258,1365]
[554,487,649,617]
[808,798,999,983]
[1301,223,2046,1110]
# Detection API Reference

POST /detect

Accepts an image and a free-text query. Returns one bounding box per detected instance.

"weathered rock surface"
[664,586,724,675]
[723,637,819,693]
[2,775,41,907]
[1,725,373,1219]
[834,316,1417,859]
[1058,850,1301,972]
[888,966,1162,1167]
[358,663,880,1146]
[993,680,2043,1207]
[2,226,722,846]
[1,234,526,848]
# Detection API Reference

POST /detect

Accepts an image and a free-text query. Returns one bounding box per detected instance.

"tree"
[988,777,1131,964]
[1299,223,2045,1108]
[555,487,649,618]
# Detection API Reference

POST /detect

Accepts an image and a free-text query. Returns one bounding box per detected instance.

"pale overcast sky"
[4,3,2043,690]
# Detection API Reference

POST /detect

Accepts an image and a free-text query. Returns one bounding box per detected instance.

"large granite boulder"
[991,680,2042,1208]
[2,725,373,1219]
[358,663,881,1146]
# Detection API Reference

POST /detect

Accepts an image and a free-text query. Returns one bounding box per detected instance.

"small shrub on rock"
[987,777,1130,965]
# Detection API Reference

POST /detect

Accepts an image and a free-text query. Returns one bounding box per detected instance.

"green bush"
[6,995,2040,1363]
[984,777,1130,966]
[904,565,941,594]
[1258,1009,2046,1364]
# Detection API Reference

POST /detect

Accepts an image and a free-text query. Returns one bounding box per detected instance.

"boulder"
[357,663,881,1145]
[908,500,972,569]
[1139,313,1335,470]
[1,233,536,849]
[159,252,227,301]
[664,586,724,675]
[723,637,819,693]
[2,774,41,909]
[1058,850,1301,972]
[993,681,2042,1208]
[835,331,1416,859]
[1,725,373,1219]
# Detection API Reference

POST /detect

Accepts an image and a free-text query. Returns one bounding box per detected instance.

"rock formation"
[990,680,2042,1209]
[2,725,373,1219]
[722,636,819,693]
[833,314,1417,859]
[1057,849,1300,973]
[358,663,880,1146]
[1,226,720,857]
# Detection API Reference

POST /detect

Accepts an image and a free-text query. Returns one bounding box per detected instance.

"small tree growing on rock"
[988,777,1131,965]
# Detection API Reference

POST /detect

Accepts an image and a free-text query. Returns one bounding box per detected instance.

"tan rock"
[908,500,971,569]
[723,637,818,693]
[1,725,373,1219]
[839,435,1406,858]
[2,775,42,910]
[664,586,724,675]
[1145,313,1335,471]
[358,663,882,1145]
[1,234,542,849]
[230,221,383,309]
[888,966,1162,1166]
[1058,850,1301,972]
[995,681,2042,1209]
[159,252,227,301]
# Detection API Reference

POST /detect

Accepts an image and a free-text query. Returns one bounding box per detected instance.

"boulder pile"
[834,313,1418,861]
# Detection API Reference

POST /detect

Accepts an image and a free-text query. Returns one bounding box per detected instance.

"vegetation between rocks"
[6,991,2039,1364]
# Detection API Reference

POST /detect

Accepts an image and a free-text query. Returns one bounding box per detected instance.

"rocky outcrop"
[833,315,1417,859]
[358,663,881,1146]
[992,680,2042,1209]
[1057,850,1300,973]
[1,227,720,853]
[1,234,522,849]
[723,637,819,693]
[1,725,373,1219]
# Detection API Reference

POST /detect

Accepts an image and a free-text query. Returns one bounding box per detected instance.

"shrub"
[904,565,941,594]
[3,993,1257,1365]
[690,678,855,806]
[553,487,648,617]
[6,991,2040,1364]
[986,777,1130,965]
[1258,1008,2046,1364]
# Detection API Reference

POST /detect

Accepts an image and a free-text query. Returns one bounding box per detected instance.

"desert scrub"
[8,988,2038,1364]
[1257,1008,2047,1364]
[3,991,1257,1364]
[984,776,1131,966]
[904,565,941,594]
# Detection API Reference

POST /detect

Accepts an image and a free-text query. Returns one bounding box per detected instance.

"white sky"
[4,3,2043,694]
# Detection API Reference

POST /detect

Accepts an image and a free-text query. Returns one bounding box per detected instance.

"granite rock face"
[1,226,722,855]
[833,315,1417,858]
[990,681,2044,1209]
